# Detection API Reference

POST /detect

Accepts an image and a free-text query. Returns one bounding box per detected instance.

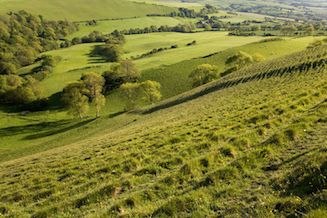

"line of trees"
[147,4,219,18]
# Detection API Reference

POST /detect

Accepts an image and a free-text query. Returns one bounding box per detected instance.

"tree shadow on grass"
[0,118,95,140]
[22,118,96,140]
[47,92,66,111]
[85,44,108,64]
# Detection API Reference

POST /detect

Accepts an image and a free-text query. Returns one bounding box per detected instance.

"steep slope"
[1,45,327,217]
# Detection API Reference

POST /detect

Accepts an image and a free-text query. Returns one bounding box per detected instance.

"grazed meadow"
[1,0,327,217]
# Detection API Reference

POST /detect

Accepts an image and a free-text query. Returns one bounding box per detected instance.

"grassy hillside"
[1,44,327,217]
[0,0,177,21]
[17,35,316,112]
[66,17,185,40]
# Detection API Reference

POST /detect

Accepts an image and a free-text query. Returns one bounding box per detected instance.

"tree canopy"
[61,81,89,119]
[189,64,219,87]
[81,72,106,117]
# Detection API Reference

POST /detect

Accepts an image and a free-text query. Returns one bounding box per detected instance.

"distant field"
[18,34,320,100]
[0,0,177,21]
[127,0,203,8]
[28,32,267,96]
[221,12,295,23]
[66,17,185,40]
[124,32,266,70]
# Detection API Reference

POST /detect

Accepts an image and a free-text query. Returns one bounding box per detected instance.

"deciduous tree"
[120,83,141,110]
[120,59,141,83]
[61,81,89,119]
[81,72,106,117]
[189,64,219,87]
[226,51,253,69]
[140,80,162,104]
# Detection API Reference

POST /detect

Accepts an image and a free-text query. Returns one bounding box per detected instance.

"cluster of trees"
[117,23,197,35]
[97,31,127,62]
[85,20,97,26]
[0,10,77,75]
[0,74,47,110]
[120,80,162,110]
[31,55,61,81]
[189,51,266,88]
[102,59,141,93]
[148,4,219,18]
[62,60,161,117]
[62,72,105,119]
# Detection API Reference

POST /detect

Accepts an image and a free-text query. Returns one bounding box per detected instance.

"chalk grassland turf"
[8,35,319,163]
[1,45,327,217]
[0,0,177,21]
[30,33,317,99]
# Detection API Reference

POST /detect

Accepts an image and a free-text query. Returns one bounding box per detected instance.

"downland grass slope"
[20,35,318,116]
[0,0,176,21]
[1,44,327,217]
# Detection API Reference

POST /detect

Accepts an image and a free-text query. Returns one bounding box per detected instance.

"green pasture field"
[0,0,177,21]
[127,0,203,8]
[66,17,186,40]
[17,34,320,110]
[22,32,266,97]
[221,12,295,23]
[9,35,317,157]
[2,44,327,217]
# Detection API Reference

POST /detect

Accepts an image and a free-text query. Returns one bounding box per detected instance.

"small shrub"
[212,166,239,180]
[160,176,176,186]
[0,206,10,214]
[257,127,267,135]
[233,137,251,149]
[134,166,162,176]
[169,136,182,144]
[199,158,209,168]
[31,211,48,218]
[179,163,192,175]
[124,196,138,208]
[266,133,284,146]
[220,145,236,158]
[197,142,213,151]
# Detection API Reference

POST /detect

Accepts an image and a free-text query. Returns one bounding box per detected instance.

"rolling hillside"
[0,0,177,21]
[1,44,327,217]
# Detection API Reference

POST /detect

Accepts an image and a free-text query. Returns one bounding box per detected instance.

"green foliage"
[61,81,89,119]
[307,39,324,48]
[226,51,253,69]
[0,11,76,74]
[120,83,141,110]
[280,24,297,36]
[189,64,219,87]
[81,72,106,117]
[305,24,314,36]
[98,44,123,62]
[140,80,162,104]
[120,59,141,83]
